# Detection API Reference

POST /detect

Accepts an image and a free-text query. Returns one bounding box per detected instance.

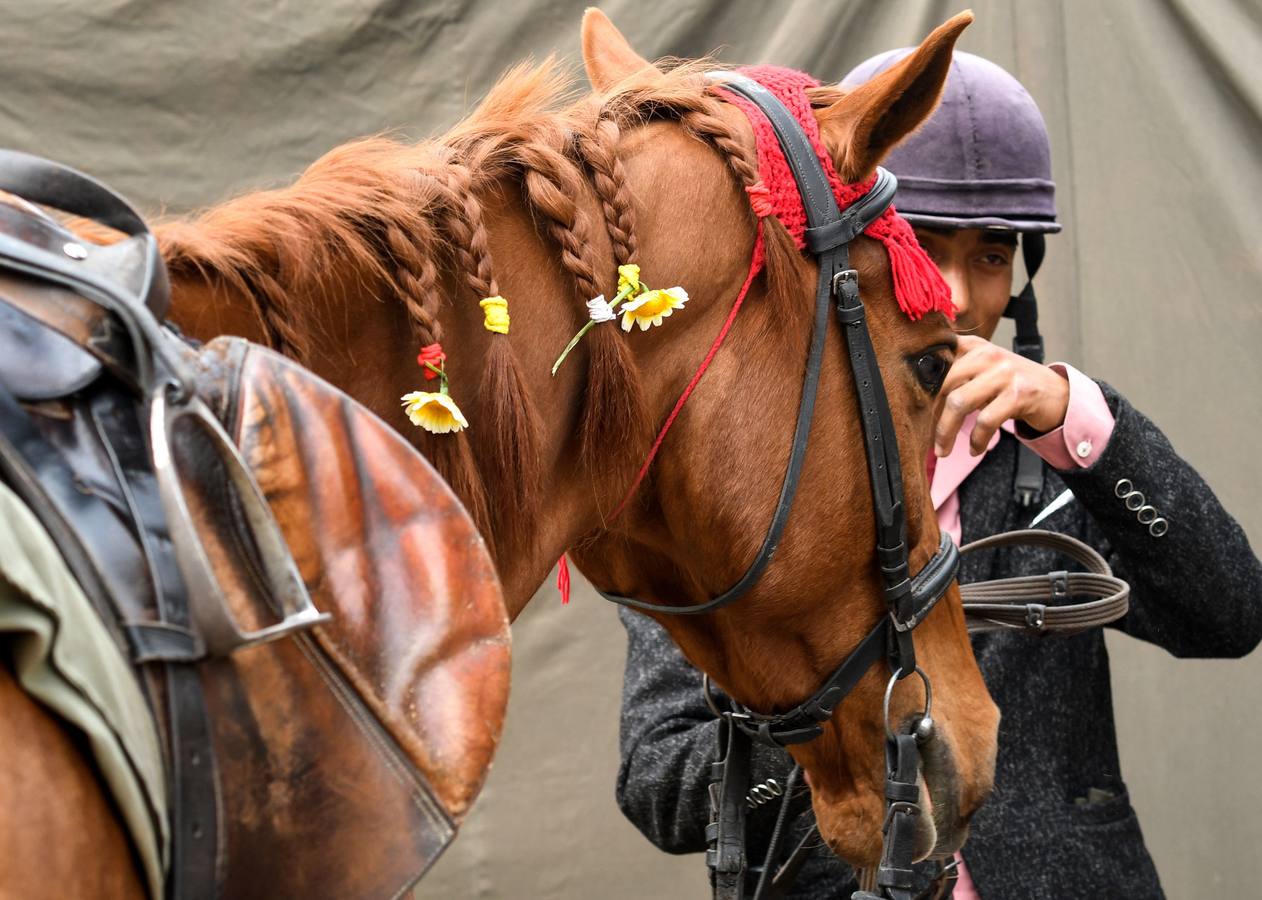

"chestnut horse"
[3,9,998,895]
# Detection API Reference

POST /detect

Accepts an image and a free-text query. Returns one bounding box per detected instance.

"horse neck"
[162,193,627,622]
[161,112,758,622]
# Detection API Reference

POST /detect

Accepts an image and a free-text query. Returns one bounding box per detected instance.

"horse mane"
[154,55,807,557]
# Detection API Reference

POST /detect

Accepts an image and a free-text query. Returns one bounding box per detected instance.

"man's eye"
[914,353,949,394]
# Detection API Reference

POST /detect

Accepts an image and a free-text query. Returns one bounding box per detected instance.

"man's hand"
[934,335,1070,456]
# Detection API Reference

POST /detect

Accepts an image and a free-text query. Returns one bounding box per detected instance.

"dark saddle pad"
[0,151,509,899]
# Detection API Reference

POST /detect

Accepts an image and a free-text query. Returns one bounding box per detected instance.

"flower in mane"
[402,391,469,434]
[620,286,689,331]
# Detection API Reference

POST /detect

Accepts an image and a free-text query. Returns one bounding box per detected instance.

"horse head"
[571,9,998,866]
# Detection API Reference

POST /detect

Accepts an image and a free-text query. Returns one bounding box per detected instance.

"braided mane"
[155,57,808,556]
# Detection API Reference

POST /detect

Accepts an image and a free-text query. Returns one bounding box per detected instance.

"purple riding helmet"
[841,49,1060,234]
[843,49,1059,507]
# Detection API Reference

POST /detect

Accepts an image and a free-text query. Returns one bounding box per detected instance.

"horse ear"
[816,10,973,182]
[581,8,656,91]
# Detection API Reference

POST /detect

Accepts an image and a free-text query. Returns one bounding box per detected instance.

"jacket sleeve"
[1057,381,1262,658]
[616,605,804,855]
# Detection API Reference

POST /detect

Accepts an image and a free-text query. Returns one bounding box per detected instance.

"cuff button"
[1115,479,1133,497]
[1149,518,1169,537]
[1125,491,1145,511]
[1076,440,1092,458]
[1137,505,1158,525]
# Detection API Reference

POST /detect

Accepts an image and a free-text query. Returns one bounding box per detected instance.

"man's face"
[913,227,1016,340]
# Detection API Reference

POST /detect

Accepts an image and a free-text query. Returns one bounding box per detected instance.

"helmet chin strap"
[1002,233,1047,507]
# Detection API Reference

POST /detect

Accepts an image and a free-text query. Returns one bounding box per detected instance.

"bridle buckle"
[832,269,861,310]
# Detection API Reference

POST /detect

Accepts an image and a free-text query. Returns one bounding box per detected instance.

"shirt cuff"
[1017,363,1116,470]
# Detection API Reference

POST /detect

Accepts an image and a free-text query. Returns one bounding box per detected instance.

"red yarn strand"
[611,220,767,522]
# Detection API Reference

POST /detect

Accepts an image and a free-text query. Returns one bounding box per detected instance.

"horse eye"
[914,353,948,394]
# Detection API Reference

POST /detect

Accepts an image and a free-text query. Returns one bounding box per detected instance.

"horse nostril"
[913,714,935,745]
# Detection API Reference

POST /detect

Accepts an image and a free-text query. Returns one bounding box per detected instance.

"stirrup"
[150,383,331,655]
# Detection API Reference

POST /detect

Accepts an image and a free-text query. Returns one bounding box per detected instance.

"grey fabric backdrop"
[2,1,1259,897]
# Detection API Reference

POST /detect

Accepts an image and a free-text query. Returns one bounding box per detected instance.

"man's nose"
[942,265,970,321]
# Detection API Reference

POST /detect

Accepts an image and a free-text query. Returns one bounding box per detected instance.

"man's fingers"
[934,368,1007,456]
[969,386,1023,455]
[938,336,1003,398]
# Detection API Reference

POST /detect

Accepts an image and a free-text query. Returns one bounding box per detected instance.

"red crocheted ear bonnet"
[717,65,955,321]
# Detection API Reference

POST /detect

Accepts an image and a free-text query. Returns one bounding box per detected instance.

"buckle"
[832,269,861,310]
[881,800,921,833]
[889,610,916,633]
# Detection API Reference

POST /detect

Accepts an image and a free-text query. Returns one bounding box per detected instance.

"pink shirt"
[933,362,1114,899]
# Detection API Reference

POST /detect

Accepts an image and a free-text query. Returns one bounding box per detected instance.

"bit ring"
[883,666,932,743]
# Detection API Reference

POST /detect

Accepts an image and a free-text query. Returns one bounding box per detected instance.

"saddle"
[0,151,510,899]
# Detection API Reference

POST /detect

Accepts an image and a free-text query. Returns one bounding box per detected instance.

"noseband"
[596,73,958,900]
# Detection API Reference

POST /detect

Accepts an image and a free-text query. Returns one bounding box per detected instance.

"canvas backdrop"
[1,1,1258,897]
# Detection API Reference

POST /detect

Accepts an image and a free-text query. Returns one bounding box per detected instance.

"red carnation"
[416,342,446,380]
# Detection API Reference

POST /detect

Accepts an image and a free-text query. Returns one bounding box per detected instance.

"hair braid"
[516,143,603,300]
[579,116,639,266]
[227,263,311,362]
[378,169,492,541]
[516,139,650,481]
[442,163,501,298]
[383,213,444,344]
[440,160,542,553]
[676,94,804,323]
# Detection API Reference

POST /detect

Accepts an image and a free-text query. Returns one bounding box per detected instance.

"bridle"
[596,72,959,900]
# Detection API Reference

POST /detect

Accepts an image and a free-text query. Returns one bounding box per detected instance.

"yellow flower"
[616,263,642,298]
[480,295,510,335]
[620,286,689,332]
[401,391,469,434]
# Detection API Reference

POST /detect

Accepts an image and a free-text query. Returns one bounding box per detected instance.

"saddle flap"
[211,337,512,821]
[182,337,510,896]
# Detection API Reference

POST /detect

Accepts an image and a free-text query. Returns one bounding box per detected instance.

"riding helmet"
[841,50,1061,234]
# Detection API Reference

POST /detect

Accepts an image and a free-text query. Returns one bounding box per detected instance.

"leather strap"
[708,717,752,900]
[959,529,1129,634]
[731,535,957,748]
[1004,234,1046,508]
[853,733,922,900]
[90,390,221,899]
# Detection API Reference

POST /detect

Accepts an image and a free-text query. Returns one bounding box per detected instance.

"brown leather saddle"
[0,150,510,899]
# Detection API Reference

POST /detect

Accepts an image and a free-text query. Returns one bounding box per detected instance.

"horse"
[3,9,999,895]
[160,6,999,870]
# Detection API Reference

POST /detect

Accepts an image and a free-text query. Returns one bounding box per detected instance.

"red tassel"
[884,220,954,321]
[556,554,571,605]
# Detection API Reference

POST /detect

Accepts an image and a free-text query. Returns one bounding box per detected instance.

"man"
[615,51,1262,899]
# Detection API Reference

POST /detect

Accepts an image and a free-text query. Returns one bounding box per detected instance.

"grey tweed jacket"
[616,382,1262,899]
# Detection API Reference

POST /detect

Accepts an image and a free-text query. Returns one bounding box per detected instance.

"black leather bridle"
[595,73,962,900]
